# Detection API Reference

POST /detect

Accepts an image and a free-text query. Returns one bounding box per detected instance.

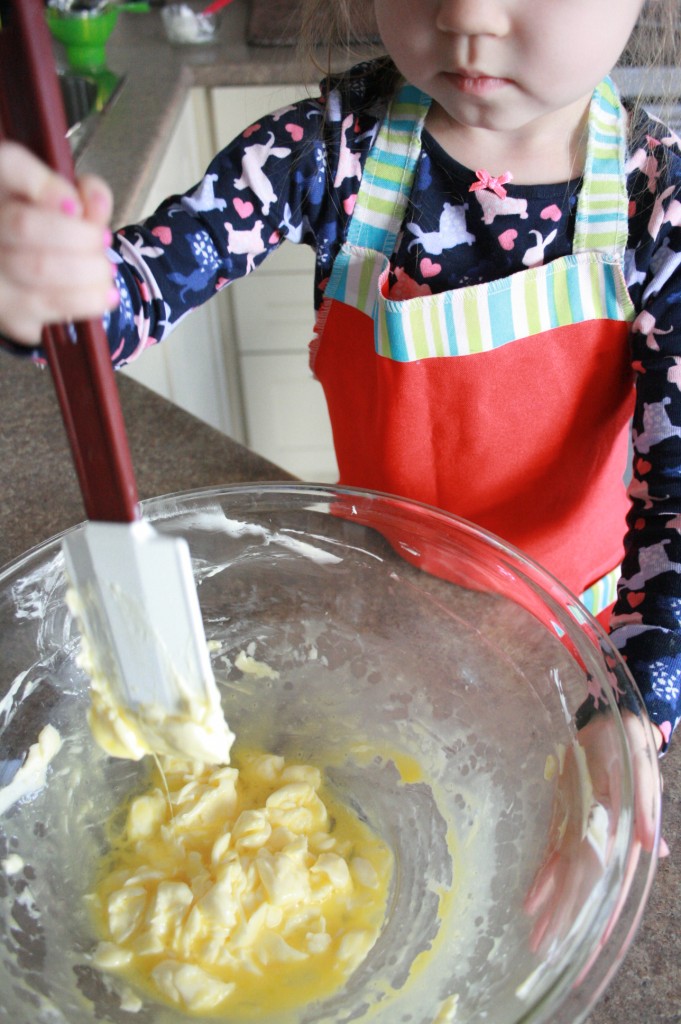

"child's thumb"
[78,173,114,227]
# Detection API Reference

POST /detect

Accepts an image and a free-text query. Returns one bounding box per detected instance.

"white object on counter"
[161,3,219,44]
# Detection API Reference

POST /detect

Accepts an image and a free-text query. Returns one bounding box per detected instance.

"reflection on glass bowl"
[0,483,662,1024]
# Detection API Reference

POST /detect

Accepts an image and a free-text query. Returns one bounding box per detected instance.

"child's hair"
[620,2,681,132]
[299,0,380,63]
[299,0,681,110]
[622,1,680,70]
[298,0,391,93]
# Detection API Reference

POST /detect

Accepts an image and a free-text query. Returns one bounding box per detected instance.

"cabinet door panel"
[211,84,337,476]
[210,84,314,151]
[121,91,236,437]
[231,261,315,355]
[240,352,338,482]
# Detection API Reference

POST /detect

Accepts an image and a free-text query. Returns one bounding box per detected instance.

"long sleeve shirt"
[8,61,681,744]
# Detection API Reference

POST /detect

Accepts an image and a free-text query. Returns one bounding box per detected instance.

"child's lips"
[447,70,512,95]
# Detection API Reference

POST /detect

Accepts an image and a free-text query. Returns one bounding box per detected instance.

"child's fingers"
[0,154,117,345]
[78,174,114,228]
[0,144,113,235]
[0,194,118,346]
[1,242,116,294]
[622,713,663,853]
[0,201,113,273]
[0,276,119,346]
[0,141,82,215]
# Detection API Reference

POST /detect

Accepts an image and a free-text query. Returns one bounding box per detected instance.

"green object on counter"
[46,4,150,73]
[46,7,118,72]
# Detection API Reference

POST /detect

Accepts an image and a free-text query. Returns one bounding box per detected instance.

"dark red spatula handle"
[0,0,138,523]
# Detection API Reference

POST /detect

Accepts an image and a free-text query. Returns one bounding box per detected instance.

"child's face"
[373,0,644,141]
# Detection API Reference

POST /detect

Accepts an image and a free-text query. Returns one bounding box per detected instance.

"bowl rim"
[0,480,663,1023]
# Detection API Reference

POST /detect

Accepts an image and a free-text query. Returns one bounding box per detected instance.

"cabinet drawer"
[240,352,338,482]
[232,254,316,355]
[258,239,318,276]
[210,84,315,149]
[121,90,236,437]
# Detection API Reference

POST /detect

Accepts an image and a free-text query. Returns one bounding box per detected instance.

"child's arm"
[101,87,370,368]
[0,99,329,361]
[1,66,383,365]
[608,138,681,752]
[0,142,117,347]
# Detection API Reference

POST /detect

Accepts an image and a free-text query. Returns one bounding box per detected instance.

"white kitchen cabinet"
[122,83,339,482]
[210,85,338,482]
[120,90,241,440]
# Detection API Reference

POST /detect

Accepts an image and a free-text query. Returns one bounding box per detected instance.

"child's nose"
[436,0,511,37]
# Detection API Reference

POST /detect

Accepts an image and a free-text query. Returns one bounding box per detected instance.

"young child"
[1,0,680,769]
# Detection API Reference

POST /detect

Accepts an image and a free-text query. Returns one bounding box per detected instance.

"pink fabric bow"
[469,168,513,199]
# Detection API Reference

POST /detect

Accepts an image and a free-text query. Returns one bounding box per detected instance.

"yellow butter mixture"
[89,751,393,1017]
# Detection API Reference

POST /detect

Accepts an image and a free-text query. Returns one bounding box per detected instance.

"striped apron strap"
[573,76,630,256]
[345,81,432,255]
[322,82,431,313]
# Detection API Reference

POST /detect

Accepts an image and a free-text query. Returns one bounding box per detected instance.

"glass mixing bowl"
[0,484,662,1024]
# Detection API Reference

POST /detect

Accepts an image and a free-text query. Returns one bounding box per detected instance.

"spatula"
[0,0,234,764]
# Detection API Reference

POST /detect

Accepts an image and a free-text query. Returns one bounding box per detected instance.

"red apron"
[310,79,635,611]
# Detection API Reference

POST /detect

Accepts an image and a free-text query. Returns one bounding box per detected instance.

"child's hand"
[524,711,664,962]
[0,141,118,346]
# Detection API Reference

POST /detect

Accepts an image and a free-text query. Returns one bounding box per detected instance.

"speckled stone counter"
[2,5,680,1021]
[0,356,291,569]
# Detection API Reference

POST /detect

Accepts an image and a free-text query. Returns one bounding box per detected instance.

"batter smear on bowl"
[88,750,393,1017]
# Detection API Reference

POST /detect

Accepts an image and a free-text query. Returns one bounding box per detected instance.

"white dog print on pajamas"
[406,203,475,253]
[620,540,681,590]
[633,309,674,350]
[234,133,291,217]
[633,397,681,454]
[473,189,529,225]
[182,173,227,214]
[224,220,266,274]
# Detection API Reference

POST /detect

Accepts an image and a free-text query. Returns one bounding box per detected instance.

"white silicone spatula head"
[63,521,235,763]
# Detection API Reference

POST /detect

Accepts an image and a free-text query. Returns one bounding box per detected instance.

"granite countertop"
[1,5,680,1021]
[0,357,292,569]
